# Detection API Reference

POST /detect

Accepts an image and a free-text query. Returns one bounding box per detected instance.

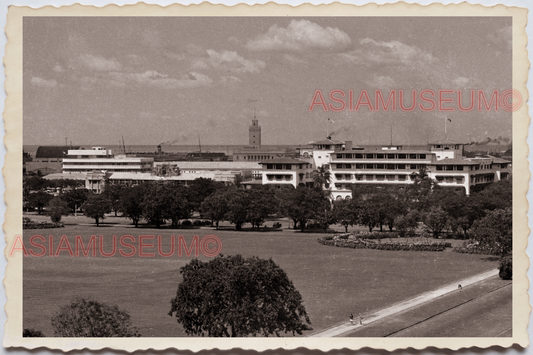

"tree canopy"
[169,255,312,337]
[51,298,140,337]
[82,194,112,226]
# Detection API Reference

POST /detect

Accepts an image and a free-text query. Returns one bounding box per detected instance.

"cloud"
[192,49,266,74]
[79,54,122,71]
[53,64,64,73]
[220,76,242,84]
[365,75,396,89]
[246,19,351,52]
[31,76,57,88]
[452,76,470,87]
[109,70,213,89]
[488,26,512,51]
[339,38,436,67]
[283,54,307,66]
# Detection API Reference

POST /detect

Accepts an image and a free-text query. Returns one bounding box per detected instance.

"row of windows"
[266,175,293,181]
[333,174,466,184]
[335,163,423,170]
[266,163,311,170]
[346,175,408,182]
[433,145,461,149]
[64,162,149,166]
[435,165,465,171]
[64,169,151,173]
[433,176,465,183]
[335,153,428,160]
[236,155,276,161]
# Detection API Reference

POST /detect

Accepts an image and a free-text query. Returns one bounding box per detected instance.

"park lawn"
[22,220,499,337]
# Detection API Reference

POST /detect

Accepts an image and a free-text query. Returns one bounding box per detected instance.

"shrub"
[50,212,62,223]
[51,298,140,337]
[182,220,192,226]
[317,234,450,252]
[499,255,512,280]
[23,328,45,337]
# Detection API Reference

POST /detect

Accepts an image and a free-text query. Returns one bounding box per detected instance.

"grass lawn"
[22,214,499,337]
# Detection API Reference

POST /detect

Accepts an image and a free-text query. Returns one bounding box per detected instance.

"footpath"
[308,268,500,337]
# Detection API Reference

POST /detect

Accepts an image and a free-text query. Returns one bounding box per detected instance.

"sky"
[23,16,512,146]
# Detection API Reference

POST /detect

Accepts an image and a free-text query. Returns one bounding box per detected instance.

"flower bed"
[453,240,500,255]
[317,233,451,252]
[23,218,64,229]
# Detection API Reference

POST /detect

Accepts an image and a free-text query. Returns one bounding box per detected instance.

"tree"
[333,199,359,233]
[23,328,45,337]
[394,210,419,237]
[246,187,278,229]
[140,183,173,228]
[312,165,331,191]
[285,187,327,232]
[47,197,70,222]
[51,298,140,337]
[407,166,438,210]
[120,185,145,227]
[166,184,191,227]
[62,188,90,213]
[23,176,48,192]
[422,207,449,238]
[82,194,112,226]
[200,189,230,229]
[187,178,224,212]
[26,191,53,215]
[169,255,311,337]
[471,207,512,257]
[359,200,381,232]
[220,187,249,231]
[103,183,124,216]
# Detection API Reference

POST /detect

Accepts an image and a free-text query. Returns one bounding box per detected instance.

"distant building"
[154,161,262,180]
[249,118,261,148]
[62,147,154,174]
[25,145,80,175]
[258,158,314,188]
[233,118,299,162]
[327,139,511,199]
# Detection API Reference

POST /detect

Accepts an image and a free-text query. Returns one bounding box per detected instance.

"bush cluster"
[499,255,512,280]
[23,217,64,229]
[452,240,501,255]
[317,234,451,252]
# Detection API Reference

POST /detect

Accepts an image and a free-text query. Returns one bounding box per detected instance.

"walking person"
[359,313,363,325]
[350,313,354,324]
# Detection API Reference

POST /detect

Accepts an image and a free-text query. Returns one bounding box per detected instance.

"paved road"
[342,276,512,337]
[389,282,512,337]
[309,269,502,337]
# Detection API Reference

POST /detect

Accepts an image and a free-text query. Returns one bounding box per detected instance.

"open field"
[22,214,500,337]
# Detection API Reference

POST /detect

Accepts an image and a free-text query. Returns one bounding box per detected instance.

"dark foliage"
[169,255,312,337]
[51,298,140,337]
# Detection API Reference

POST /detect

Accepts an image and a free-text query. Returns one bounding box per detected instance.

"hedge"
[452,240,501,255]
[317,233,451,252]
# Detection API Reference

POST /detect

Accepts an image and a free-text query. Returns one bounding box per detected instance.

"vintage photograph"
[5,3,528,350]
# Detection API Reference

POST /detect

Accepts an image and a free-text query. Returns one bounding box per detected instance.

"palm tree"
[312,164,333,232]
[410,166,429,185]
[312,164,332,193]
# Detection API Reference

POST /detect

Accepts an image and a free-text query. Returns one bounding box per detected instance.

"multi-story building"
[257,158,314,188]
[25,145,80,175]
[62,147,154,174]
[327,139,511,200]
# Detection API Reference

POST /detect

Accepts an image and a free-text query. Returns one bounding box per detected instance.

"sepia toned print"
[3,2,529,352]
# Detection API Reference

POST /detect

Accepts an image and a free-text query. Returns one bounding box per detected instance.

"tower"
[249,117,261,148]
